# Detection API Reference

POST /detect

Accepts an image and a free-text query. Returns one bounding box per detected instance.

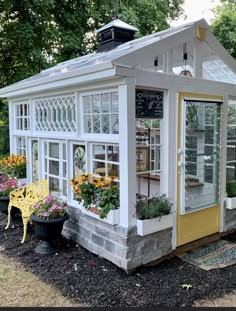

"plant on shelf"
[0,154,27,179]
[70,173,119,219]
[225,181,236,209]
[31,195,69,255]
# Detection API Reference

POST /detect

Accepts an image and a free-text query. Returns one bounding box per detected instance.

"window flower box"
[77,202,119,225]
[137,214,173,236]
[226,197,236,210]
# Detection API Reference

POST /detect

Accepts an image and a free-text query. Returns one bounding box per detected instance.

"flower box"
[226,197,236,210]
[77,202,119,225]
[137,214,173,236]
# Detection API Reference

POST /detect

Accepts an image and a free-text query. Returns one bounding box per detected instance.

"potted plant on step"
[31,195,69,255]
[136,194,173,236]
[226,181,236,209]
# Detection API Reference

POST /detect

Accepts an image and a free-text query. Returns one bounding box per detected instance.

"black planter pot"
[0,196,10,214]
[31,214,69,255]
[0,196,20,224]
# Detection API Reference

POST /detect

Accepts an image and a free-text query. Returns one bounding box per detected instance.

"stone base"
[62,205,173,272]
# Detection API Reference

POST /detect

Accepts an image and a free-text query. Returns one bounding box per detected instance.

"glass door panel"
[182,100,222,214]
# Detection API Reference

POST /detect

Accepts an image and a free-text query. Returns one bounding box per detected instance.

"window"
[92,144,119,179]
[73,144,86,179]
[15,137,27,155]
[83,92,119,134]
[227,100,236,181]
[34,95,76,132]
[15,103,30,131]
[44,141,67,196]
[31,140,38,182]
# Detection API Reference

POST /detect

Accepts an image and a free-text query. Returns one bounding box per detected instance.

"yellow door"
[177,92,223,246]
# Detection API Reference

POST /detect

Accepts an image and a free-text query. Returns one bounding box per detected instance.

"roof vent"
[96,19,138,52]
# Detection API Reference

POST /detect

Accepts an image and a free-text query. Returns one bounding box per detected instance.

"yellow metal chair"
[5,179,49,243]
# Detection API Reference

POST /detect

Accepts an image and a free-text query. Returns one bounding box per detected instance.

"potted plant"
[226,181,236,209]
[31,195,69,255]
[0,175,18,214]
[0,154,27,183]
[136,194,173,236]
[70,174,120,225]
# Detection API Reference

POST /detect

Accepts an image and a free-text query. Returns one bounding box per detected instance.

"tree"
[211,0,236,59]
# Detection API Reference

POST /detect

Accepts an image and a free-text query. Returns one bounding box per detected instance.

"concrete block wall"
[62,205,173,272]
[224,207,236,231]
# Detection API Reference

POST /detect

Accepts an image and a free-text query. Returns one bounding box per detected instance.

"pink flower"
[43,195,54,204]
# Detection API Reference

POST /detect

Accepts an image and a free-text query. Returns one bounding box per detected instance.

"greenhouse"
[0,18,236,271]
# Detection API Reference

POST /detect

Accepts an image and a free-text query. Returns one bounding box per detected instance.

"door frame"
[177,92,224,246]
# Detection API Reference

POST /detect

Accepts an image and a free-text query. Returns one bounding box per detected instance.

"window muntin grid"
[44,140,67,196]
[92,144,119,180]
[15,103,30,131]
[83,92,119,134]
[15,136,27,156]
[34,95,76,132]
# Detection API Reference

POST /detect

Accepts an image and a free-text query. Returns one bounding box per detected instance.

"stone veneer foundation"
[62,205,173,272]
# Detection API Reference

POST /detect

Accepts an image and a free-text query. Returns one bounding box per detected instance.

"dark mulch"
[1,212,236,307]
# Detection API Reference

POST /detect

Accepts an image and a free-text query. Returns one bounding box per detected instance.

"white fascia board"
[205,31,236,75]
[115,66,236,94]
[0,62,114,98]
[1,66,116,99]
[111,25,198,68]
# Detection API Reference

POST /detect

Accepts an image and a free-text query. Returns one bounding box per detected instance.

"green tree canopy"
[0,0,185,88]
[211,0,236,59]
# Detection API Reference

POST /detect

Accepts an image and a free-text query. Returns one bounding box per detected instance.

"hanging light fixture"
[179,43,192,77]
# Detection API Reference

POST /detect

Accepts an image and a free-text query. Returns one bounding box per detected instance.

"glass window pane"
[49,176,59,191]
[92,94,100,113]
[49,160,59,175]
[63,179,67,196]
[32,141,38,182]
[227,142,236,162]
[108,163,119,178]
[84,116,92,133]
[93,161,105,176]
[111,114,119,134]
[102,115,110,134]
[101,93,110,113]
[92,115,100,133]
[108,145,119,162]
[49,143,59,158]
[74,145,86,178]
[93,145,105,161]
[83,95,91,114]
[111,92,118,113]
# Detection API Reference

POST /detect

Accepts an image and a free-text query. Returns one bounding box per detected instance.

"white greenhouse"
[1,18,236,271]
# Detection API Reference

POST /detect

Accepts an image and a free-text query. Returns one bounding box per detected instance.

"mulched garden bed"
[1,212,236,307]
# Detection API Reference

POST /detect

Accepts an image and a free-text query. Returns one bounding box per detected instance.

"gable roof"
[0,18,236,98]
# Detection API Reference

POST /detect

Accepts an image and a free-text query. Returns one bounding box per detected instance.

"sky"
[171,0,221,27]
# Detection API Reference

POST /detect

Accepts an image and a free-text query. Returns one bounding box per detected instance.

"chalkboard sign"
[136,89,163,119]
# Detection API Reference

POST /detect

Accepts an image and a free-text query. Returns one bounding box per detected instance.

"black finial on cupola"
[96,19,139,52]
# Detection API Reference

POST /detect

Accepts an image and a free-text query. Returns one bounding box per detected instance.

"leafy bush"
[0,154,27,178]
[0,126,9,155]
[137,194,172,220]
[226,181,236,198]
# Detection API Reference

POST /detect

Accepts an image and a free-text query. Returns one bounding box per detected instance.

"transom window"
[34,95,76,132]
[44,141,67,197]
[83,92,119,134]
[15,103,30,131]
[92,144,119,180]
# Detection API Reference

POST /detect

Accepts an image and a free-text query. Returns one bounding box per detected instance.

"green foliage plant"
[137,194,172,220]
[97,185,119,219]
[226,181,236,198]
